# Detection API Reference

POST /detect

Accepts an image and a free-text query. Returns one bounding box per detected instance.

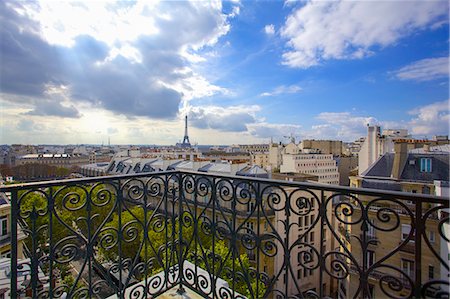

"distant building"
[358,126,410,175]
[238,144,269,154]
[251,153,270,169]
[300,139,343,156]
[335,156,358,186]
[16,153,89,167]
[280,153,339,185]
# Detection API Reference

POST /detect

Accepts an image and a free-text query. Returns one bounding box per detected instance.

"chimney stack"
[392,141,408,179]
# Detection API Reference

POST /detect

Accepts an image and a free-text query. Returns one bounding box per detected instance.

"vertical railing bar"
[318,190,325,298]
[193,175,198,292]
[31,193,38,298]
[211,177,216,299]
[256,181,260,298]
[87,186,93,298]
[117,180,123,299]
[165,176,169,291]
[361,197,368,299]
[415,200,423,298]
[48,187,54,299]
[231,180,236,299]
[10,190,18,298]
[177,172,185,294]
[143,178,149,297]
[284,188,290,297]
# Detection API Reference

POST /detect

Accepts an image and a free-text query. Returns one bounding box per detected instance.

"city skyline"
[0,0,449,145]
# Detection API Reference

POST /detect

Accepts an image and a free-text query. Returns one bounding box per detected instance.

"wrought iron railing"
[0,171,448,298]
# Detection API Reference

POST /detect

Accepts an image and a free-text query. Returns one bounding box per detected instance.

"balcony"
[0,171,448,298]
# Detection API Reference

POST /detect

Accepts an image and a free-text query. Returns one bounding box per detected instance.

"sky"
[0,0,448,145]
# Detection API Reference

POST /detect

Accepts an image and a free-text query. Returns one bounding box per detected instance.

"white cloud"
[309,112,380,140]
[408,99,449,136]
[280,1,448,68]
[188,105,260,132]
[260,84,302,97]
[264,24,275,35]
[2,1,234,121]
[247,122,301,140]
[392,57,449,82]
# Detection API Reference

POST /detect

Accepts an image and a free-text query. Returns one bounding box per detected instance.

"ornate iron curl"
[333,194,364,225]
[288,189,319,217]
[322,251,351,280]
[372,264,414,299]
[261,185,288,212]
[366,198,414,232]
[215,178,234,202]
[90,183,114,207]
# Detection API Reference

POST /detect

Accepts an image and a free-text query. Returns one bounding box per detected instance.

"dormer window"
[420,158,432,173]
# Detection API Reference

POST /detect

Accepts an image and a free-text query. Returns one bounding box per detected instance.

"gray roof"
[361,153,395,177]
[361,179,401,191]
[361,152,449,183]
[401,153,449,182]
[236,165,268,178]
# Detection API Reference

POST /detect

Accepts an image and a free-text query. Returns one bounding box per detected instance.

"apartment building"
[0,193,25,259]
[251,153,270,169]
[16,153,90,167]
[339,142,450,298]
[300,140,343,156]
[238,144,269,154]
[358,126,409,175]
[280,154,340,185]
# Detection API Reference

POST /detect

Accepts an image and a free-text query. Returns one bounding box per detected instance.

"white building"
[280,154,339,185]
[358,126,409,175]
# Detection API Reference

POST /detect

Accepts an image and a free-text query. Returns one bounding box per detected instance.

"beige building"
[300,140,343,156]
[0,193,25,259]
[339,142,449,298]
[16,153,90,167]
[273,187,334,297]
[251,153,269,169]
[238,144,269,154]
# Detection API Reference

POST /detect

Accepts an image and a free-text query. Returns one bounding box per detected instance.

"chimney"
[392,141,408,179]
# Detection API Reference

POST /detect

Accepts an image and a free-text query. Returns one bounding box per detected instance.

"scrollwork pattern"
[2,171,447,299]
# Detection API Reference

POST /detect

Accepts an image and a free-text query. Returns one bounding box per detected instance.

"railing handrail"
[0,170,447,203]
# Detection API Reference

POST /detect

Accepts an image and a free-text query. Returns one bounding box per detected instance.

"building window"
[366,250,375,268]
[310,231,315,243]
[420,158,432,172]
[367,218,375,238]
[0,250,10,258]
[428,265,434,280]
[429,231,435,243]
[298,216,303,228]
[401,224,414,241]
[401,259,415,278]
[297,268,302,279]
[0,216,7,236]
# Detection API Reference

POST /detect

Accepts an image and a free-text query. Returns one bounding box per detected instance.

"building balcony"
[0,171,448,298]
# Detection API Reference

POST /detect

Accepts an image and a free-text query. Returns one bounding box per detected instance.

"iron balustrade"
[0,171,448,298]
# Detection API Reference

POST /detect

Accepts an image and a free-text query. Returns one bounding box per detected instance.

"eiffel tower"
[180,115,191,148]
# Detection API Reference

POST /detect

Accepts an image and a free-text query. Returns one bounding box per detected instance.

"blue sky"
[0,0,448,145]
